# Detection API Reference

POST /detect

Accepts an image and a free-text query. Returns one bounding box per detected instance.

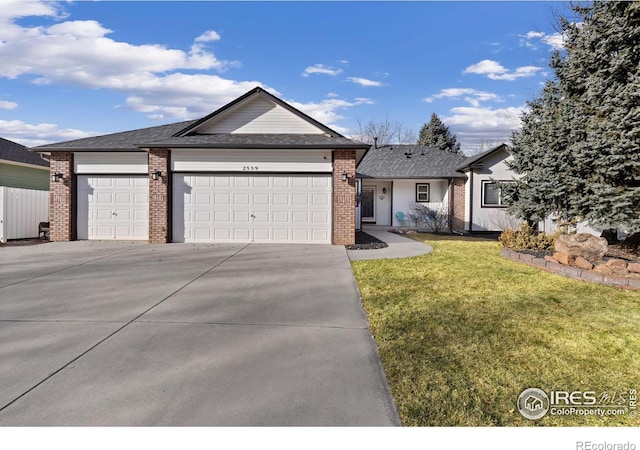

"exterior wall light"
[151,170,162,181]
[341,172,348,182]
[382,187,387,194]
[52,172,64,182]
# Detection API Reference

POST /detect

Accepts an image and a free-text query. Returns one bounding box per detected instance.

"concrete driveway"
[0,241,399,426]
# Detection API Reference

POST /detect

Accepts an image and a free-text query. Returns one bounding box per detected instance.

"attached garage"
[36,87,366,245]
[173,173,331,243]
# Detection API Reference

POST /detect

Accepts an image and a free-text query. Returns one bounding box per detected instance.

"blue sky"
[0,1,568,153]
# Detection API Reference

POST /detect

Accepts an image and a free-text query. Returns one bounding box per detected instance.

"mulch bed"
[345,231,389,250]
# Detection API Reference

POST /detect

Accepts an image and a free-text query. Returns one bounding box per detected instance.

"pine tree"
[417,113,462,154]
[507,1,640,230]
[504,80,575,224]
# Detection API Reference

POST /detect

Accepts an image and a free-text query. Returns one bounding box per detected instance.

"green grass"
[351,234,640,426]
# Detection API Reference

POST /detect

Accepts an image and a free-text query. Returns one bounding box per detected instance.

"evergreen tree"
[507,1,640,230]
[417,113,462,154]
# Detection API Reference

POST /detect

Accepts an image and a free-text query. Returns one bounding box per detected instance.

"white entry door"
[77,176,149,240]
[173,174,331,243]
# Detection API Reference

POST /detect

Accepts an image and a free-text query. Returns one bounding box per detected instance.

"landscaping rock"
[606,258,629,275]
[594,264,614,275]
[606,259,628,270]
[555,233,608,261]
[574,256,593,270]
[406,230,418,235]
[544,255,558,264]
[553,252,574,266]
[628,262,640,274]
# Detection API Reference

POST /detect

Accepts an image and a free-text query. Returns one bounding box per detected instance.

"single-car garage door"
[173,174,331,243]
[77,176,149,240]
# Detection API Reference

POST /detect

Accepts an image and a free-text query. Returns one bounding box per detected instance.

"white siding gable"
[198,96,325,135]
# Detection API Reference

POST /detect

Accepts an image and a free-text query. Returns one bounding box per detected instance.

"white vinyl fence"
[0,186,50,242]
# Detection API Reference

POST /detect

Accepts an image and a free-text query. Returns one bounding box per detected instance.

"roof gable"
[456,143,510,171]
[175,87,341,137]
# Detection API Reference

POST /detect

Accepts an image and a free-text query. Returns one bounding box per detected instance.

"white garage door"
[77,176,149,240]
[173,174,331,243]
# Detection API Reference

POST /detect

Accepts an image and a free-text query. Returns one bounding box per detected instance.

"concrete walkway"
[347,228,433,261]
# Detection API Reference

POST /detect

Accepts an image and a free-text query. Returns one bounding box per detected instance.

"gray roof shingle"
[0,137,49,167]
[357,145,468,179]
[143,133,368,149]
[32,121,197,151]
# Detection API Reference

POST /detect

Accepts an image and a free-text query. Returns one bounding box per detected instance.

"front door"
[361,187,376,222]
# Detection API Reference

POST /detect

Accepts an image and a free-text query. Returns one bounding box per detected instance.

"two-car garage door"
[172,174,331,243]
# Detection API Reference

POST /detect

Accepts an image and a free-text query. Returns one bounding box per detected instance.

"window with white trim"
[481,180,512,207]
[415,183,430,202]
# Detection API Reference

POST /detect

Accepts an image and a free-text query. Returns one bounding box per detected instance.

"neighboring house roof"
[456,143,509,171]
[357,145,468,179]
[32,86,369,153]
[0,136,49,167]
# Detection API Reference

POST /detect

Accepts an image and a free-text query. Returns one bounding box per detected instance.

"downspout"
[468,170,474,233]
[447,178,453,230]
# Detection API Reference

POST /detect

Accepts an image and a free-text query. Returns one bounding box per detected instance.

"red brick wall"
[49,152,73,241]
[148,148,169,243]
[450,178,466,232]
[332,150,356,245]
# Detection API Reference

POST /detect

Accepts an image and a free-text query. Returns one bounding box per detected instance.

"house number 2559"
[243,165,259,171]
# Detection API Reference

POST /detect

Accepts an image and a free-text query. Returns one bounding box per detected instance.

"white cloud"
[302,64,343,77]
[443,105,525,153]
[0,100,18,110]
[423,88,502,107]
[289,97,374,134]
[0,0,65,22]
[346,77,382,87]
[463,59,542,81]
[0,119,98,147]
[521,30,565,51]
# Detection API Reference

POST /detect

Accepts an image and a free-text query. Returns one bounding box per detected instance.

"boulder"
[606,259,629,275]
[574,256,593,270]
[593,264,614,275]
[628,262,640,274]
[553,252,574,266]
[555,233,608,261]
[544,255,558,264]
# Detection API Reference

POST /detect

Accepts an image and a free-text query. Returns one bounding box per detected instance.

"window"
[415,183,430,202]
[482,180,512,207]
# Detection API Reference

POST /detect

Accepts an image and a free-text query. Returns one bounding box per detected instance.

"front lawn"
[351,234,640,426]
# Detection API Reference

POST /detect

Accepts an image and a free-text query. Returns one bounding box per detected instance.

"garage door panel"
[234,193,250,204]
[312,211,329,223]
[173,174,331,243]
[292,194,309,205]
[253,193,269,205]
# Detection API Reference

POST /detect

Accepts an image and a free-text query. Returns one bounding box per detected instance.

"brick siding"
[450,178,465,232]
[148,148,170,243]
[49,152,73,241]
[332,150,356,245]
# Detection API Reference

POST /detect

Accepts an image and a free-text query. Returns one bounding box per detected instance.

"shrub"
[499,223,559,252]
[409,202,449,233]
